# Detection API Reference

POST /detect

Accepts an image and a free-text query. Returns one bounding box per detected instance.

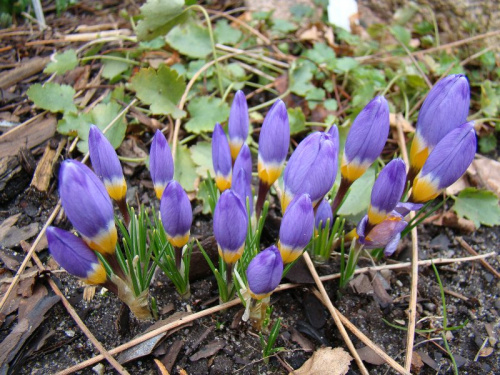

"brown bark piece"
[0,57,50,90]
[31,138,65,192]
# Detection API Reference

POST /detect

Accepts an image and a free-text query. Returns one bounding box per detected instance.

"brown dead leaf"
[189,340,225,361]
[357,346,385,365]
[298,25,320,41]
[411,351,424,374]
[291,347,352,375]
[350,274,372,294]
[468,157,500,198]
[446,176,469,196]
[290,327,314,352]
[425,211,476,233]
[479,347,494,357]
[389,113,414,133]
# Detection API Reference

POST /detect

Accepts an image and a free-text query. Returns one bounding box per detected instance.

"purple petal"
[59,160,114,239]
[394,202,423,217]
[362,213,407,249]
[212,123,232,177]
[160,181,193,239]
[383,233,401,256]
[344,96,390,165]
[283,132,338,204]
[232,167,253,214]
[213,190,248,252]
[416,74,470,149]
[150,130,174,189]
[258,100,290,165]
[228,90,249,144]
[46,227,103,281]
[356,215,369,243]
[88,125,124,183]
[246,245,283,297]
[233,143,252,183]
[419,121,476,190]
[369,158,407,217]
[315,198,333,229]
[279,194,314,250]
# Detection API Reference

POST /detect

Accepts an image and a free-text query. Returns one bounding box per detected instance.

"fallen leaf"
[298,25,320,41]
[410,351,424,374]
[357,346,385,365]
[479,347,494,357]
[425,211,476,233]
[350,274,372,294]
[290,328,314,352]
[291,347,352,375]
[160,339,184,373]
[468,157,500,198]
[189,340,225,361]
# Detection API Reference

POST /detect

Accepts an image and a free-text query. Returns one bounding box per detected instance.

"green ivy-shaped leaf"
[166,20,212,59]
[453,188,500,228]
[185,96,230,134]
[174,145,198,191]
[44,50,78,75]
[136,0,186,41]
[288,107,306,135]
[129,65,186,118]
[27,83,77,114]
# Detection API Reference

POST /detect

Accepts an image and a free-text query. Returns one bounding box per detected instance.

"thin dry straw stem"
[0,99,137,312]
[57,251,494,374]
[311,289,409,375]
[301,252,369,375]
[395,117,419,371]
[456,237,500,279]
[29,251,129,375]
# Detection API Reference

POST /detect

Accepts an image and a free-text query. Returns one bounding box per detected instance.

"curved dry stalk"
[28,250,129,375]
[0,99,137,312]
[395,116,419,371]
[301,252,370,375]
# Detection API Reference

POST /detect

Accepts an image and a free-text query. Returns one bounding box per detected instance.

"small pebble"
[65,330,75,337]
[92,363,104,375]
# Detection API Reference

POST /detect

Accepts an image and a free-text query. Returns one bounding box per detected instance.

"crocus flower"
[409,74,470,174]
[228,90,249,161]
[150,130,174,200]
[315,198,333,230]
[357,213,407,256]
[160,181,192,248]
[278,194,314,264]
[233,143,252,183]
[282,131,338,212]
[232,167,253,214]
[368,158,407,225]
[341,96,390,183]
[214,190,248,264]
[411,121,476,203]
[212,123,232,192]
[47,227,107,285]
[246,245,283,300]
[257,100,290,187]
[59,160,117,255]
[88,125,127,202]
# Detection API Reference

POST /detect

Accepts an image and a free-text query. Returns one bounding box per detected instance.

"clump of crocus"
[47,227,107,285]
[150,130,174,200]
[59,160,117,257]
[214,190,248,295]
[256,99,290,216]
[282,130,338,212]
[410,121,476,203]
[278,194,314,264]
[245,245,283,330]
[88,125,129,223]
[367,158,407,230]
[212,123,233,192]
[332,96,390,213]
[228,90,249,161]
[160,181,193,266]
[408,74,470,181]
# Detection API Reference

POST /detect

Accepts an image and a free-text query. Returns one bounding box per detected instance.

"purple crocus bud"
[327,125,340,152]
[394,202,423,217]
[258,100,290,186]
[160,181,192,248]
[282,132,338,212]
[315,198,333,230]
[357,213,407,256]
[150,130,174,200]
[410,74,470,174]
[47,227,107,284]
[341,96,390,183]
[88,125,127,202]
[214,190,248,264]
[228,90,249,161]
[233,143,252,183]
[59,160,117,255]
[278,194,314,264]
[368,158,407,225]
[212,123,232,192]
[246,245,283,300]
[411,121,476,203]
[232,167,253,214]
